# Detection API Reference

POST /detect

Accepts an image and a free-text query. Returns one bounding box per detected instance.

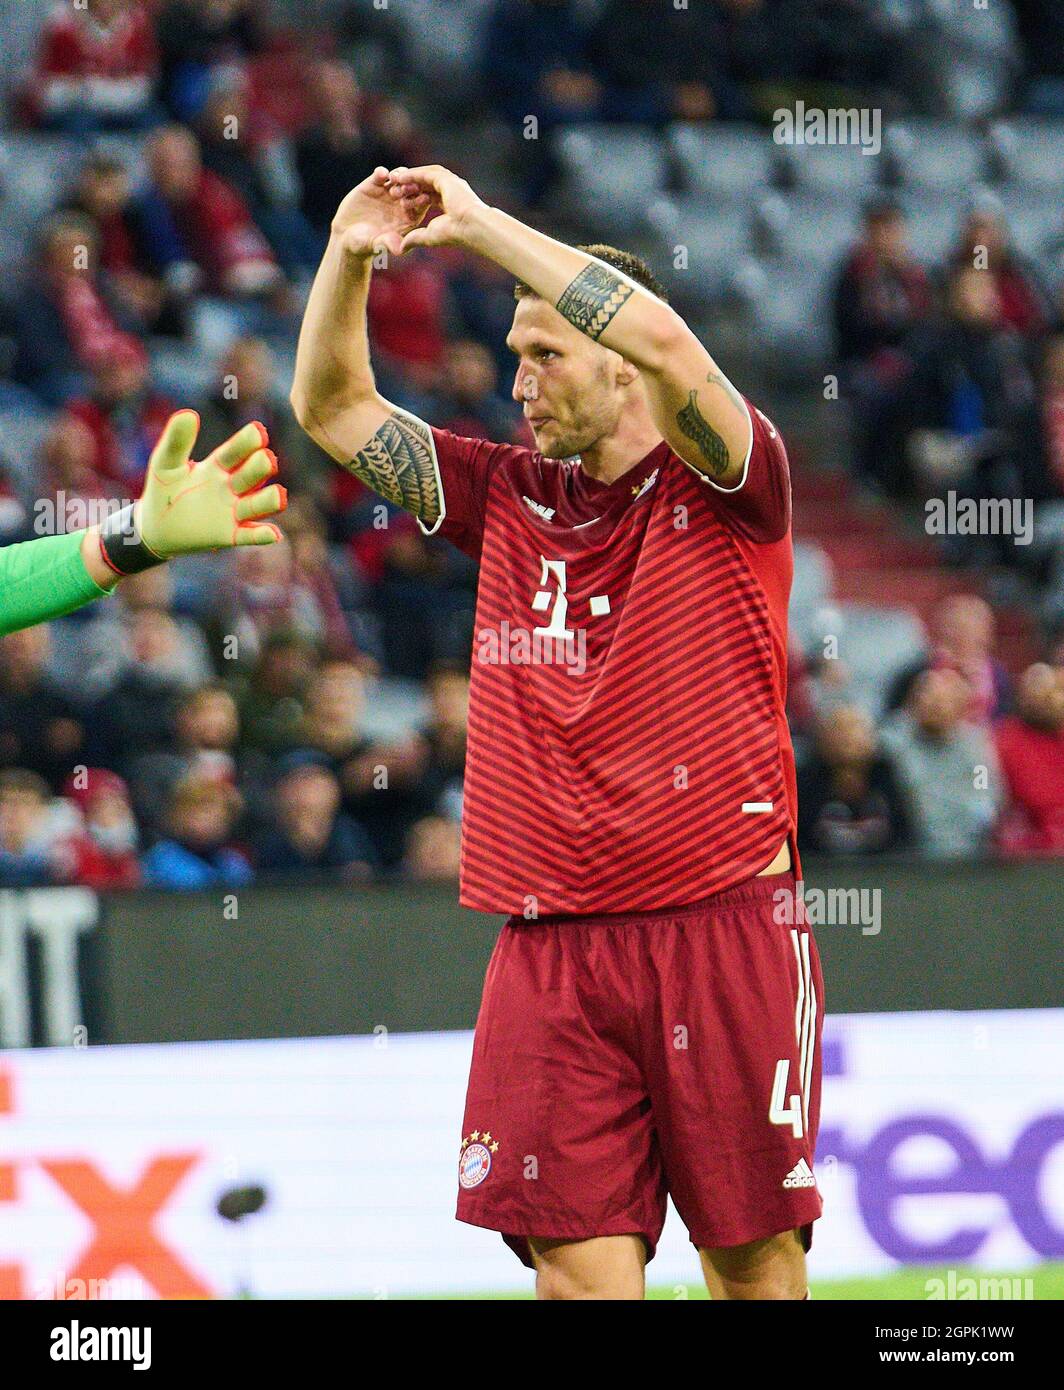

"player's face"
[507,295,623,458]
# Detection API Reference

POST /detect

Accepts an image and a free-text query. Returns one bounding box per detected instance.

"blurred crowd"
[832,194,1064,578]
[0,0,1060,887]
[791,593,1064,860]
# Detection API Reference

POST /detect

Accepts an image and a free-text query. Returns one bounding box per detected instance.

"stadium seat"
[884,120,988,190]
[554,125,667,234]
[0,405,52,499]
[755,192,863,270]
[775,137,882,193]
[789,542,835,651]
[1003,190,1064,264]
[0,134,78,219]
[741,256,835,370]
[989,118,1064,188]
[817,604,928,717]
[667,122,778,197]
[895,190,968,265]
[362,676,428,741]
[648,196,758,301]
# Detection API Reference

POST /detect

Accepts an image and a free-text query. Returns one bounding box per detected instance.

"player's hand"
[136,411,288,557]
[385,165,488,253]
[331,166,433,258]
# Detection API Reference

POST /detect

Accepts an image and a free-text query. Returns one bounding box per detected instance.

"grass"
[408,1264,1064,1300]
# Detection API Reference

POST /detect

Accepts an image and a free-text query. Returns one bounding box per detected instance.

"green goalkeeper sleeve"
[0,529,108,637]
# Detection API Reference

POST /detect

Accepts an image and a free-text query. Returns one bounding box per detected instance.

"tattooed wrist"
[556,263,634,341]
[347,410,442,524]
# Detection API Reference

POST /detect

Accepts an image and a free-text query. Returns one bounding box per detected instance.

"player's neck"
[577,419,664,487]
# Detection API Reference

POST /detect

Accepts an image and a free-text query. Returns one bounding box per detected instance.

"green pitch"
[411,1264,1064,1300]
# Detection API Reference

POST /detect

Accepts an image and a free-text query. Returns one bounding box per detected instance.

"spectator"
[61,342,176,492]
[294,59,417,241]
[888,594,1011,725]
[83,605,211,769]
[366,250,451,393]
[834,198,933,492]
[432,339,518,441]
[412,664,469,823]
[994,662,1064,856]
[481,0,599,203]
[948,199,1051,340]
[234,629,319,754]
[403,814,462,881]
[835,200,932,377]
[194,337,330,503]
[0,770,68,887]
[31,0,159,135]
[127,681,264,836]
[5,215,142,407]
[282,498,362,662]
[196,73,319,275]
[881,668,1001,858]
[586,0,739,124]
[257,756,376,879]
[131,126,283,302]
[294,660,424,867]
[797,704,911,855]
[72,565,214,704]
[0,626,85,792]
[68,155,184,338]
[38,415,112,526]
[155,0,268,122]
[60,767,141,889]
[141,777,252,888]
[211,540,331,664]
[905,266,1035,531]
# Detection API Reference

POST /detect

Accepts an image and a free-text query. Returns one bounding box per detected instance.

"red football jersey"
[423,401,798,915]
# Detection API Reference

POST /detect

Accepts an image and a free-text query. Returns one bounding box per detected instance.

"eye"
[537,349,557,362]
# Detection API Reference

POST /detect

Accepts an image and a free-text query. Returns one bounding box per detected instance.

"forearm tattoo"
[346,410,441,524]
[676,390,731,477]
[675,369,744,477]
[556,263,634,341]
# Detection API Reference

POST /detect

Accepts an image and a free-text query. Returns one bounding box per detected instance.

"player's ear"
[615,356,641,387]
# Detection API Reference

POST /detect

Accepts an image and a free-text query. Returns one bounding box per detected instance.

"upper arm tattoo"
[675,369,746,478]
[556,263,634,341]
[346,410,441,525]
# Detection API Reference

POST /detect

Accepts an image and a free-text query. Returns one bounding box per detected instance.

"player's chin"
[532,421,568,456]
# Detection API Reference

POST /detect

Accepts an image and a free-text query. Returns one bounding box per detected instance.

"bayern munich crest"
[458,1130,498,1189]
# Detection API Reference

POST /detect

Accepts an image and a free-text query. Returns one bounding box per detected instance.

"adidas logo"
[782,1158,817,1189]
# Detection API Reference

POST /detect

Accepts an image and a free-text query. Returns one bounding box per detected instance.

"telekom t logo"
[531,557,610,637]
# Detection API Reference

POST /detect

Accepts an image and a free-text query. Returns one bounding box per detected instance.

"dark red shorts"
[456,871,824,1267]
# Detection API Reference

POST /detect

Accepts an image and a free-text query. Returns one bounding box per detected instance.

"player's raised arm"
[289,168,446,524]
[386,164,752,487]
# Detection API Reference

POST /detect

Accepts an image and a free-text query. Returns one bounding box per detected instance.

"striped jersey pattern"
[426,402,797,915]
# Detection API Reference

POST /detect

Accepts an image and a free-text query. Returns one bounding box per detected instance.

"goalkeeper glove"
[98,411,287,576]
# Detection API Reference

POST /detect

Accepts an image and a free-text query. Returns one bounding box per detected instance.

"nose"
[513,362,537,406]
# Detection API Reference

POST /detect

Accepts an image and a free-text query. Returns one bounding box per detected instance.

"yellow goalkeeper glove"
[98,411,287,576]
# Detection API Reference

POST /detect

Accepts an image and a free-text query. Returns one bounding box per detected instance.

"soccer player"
[292,166,823,1300]
[0,413,286,637]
